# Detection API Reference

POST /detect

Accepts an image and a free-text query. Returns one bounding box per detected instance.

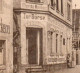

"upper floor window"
[26,0,40,2]
[51,0,53,6]
[56,0,59,11]
[0,0,2,12]
[61,0,63,14]
[50,0,56,9]
[67,3,71,20]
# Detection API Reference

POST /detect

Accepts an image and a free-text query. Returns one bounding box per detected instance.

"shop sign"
[48,58,57,62]
[24,13,46,20]
[47,57,66,64]
[21,3,47,11]
[0,23,10,34]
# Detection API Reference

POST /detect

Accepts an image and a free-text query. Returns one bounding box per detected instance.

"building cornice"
[14,8,73,29]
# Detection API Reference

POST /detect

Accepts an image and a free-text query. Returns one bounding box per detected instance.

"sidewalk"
[55,65,80,73]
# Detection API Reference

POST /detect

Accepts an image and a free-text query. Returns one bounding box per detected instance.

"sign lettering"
[24,13,46,20]
[47,57,66,64]
[0,23,10,34]
[21,3,47,11]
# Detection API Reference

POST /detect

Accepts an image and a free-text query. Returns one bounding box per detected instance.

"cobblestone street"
[54,65,80,73]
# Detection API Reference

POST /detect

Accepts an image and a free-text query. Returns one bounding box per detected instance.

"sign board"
[21,2,48,11]
[0,23,10,34]
[47,56,66,64]
[23,13,46,21]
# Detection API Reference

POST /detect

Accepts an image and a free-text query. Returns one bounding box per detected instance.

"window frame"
[56,34,58,53]
[67,3,71,21]
[56,0,59,11]
[47,31,53,55]
[61,0,63,14]
[60,35,63,55]
[50,0,56,10]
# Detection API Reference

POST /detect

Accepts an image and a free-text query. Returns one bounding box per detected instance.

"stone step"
[26,66,42,69]
[27,68,46,72]
[26,66,46,73]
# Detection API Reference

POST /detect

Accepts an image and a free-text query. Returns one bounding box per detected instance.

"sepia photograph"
[0,0,80,73]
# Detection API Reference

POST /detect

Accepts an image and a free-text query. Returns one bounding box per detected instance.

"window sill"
[50,53,55,56]
[61,13,64,16]
[56,10,60,13]
[67,18,71,21]
[50,53,59,57]
[26,1,43,5]
[50,6,55,10]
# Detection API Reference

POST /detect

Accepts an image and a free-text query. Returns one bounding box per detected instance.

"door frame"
[26,27,43,65]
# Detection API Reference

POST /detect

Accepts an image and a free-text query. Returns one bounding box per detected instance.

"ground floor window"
[60,35,62,54]
[0,40,5,65]
[56,34,58,53]
[48,31,64,56]
[48,31,53,55]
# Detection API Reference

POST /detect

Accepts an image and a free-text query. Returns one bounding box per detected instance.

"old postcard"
[0,0,80,73]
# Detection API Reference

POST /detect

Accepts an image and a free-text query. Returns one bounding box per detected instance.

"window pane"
[56,34,58,53]
[56,0,59,10]
[60,35,62,54]
[67,4,71,20]
[63,38,65,45]
[61,0,63,13]
[48,31,53,55]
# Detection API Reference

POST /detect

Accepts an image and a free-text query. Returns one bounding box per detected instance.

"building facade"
[0,0,13,73]
[13,0,72,73]
[72,9,80,65]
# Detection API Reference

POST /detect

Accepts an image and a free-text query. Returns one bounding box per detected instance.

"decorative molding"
[14,8,72,29]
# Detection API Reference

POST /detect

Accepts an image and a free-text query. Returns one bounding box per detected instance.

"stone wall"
[0,0,13,73]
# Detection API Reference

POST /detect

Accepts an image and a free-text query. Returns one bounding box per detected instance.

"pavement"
[55,65,80,73]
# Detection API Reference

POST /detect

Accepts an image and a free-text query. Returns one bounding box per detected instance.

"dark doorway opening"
[26,28,43,65]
